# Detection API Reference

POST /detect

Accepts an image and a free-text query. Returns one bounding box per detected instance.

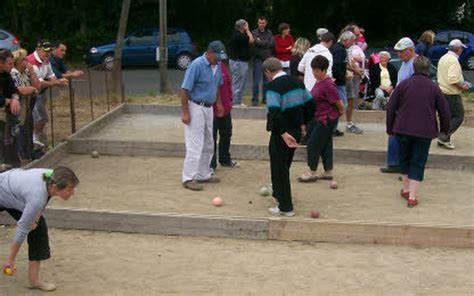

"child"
[263,57,315,217]
[298,55,344,182]
[0,166,79,291]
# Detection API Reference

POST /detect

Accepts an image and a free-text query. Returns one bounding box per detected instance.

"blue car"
[0,28,20,51]
[85,27,196,70]
[431,30,474,70]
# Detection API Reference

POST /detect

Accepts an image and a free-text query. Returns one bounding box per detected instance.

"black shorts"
[0,208,51,261]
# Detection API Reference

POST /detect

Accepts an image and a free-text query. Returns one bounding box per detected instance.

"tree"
[112,0,132,102]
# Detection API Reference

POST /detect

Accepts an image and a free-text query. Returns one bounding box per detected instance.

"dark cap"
[208,40,227,60]
[37,40,52,52]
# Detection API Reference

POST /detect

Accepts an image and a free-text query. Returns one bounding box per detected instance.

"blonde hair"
[419,30,435,45]
[291,37,310,57]
[12,48,28,68]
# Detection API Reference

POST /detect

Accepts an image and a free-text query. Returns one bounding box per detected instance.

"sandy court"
[48,155,474,226]
[83,113,474,157]
[0,228,473,295]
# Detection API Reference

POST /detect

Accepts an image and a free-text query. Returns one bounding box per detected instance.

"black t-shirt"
[0,72,18,107]
[229,30,250,61]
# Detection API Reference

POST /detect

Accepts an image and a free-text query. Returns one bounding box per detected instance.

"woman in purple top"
[211,60,238,169]
[386,56,451,207]
[298,56,344,182]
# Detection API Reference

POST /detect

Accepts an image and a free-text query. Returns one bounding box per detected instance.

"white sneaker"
[234,103,247,107]
[268,206,295,217]
[33,134,45,147]
[437,140,455,150]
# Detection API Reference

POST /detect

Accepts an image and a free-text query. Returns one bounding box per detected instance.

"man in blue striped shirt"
[263,57,315,216]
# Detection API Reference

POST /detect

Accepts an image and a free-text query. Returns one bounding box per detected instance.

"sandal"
[407,199,418,208]
[400,190,409,200]
[297,172,318,183]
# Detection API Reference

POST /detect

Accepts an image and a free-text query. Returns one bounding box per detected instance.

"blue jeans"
[333,85,347,132]
[230,60,249,105]
[387,135,400,167]
[252,58,268,104]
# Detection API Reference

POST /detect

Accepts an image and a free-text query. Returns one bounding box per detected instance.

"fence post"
[105,71,110,111]
[68,78,76,133]
[49,88,55,147]
[88,69,94,120]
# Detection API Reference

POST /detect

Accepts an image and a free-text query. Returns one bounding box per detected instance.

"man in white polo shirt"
[26,40,67,147]
[437,39,471,150]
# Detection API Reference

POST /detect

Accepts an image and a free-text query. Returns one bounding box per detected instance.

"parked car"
[0,28,20,51]
[431,30,474,70]
[85,27,196,70]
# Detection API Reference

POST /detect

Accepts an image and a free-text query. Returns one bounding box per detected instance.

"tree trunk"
[159,0,170,94]
[112,0,131,103]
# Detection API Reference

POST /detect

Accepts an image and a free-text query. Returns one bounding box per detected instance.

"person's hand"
[301,125,306,139]
[281,132,298,148]
[461,82,470,90]
[181,111,190,125]
[215,103,224,118]
[27,86,38,95]
[3,258,16,275]
[286,46,293,50]
[73,70,84,77]
[9,99,20,115]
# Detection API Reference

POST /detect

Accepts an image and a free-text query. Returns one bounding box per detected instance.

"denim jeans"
[230,60,249,105]
[387,135,400,167]
[333,85,347,132]
[252,58,268,104]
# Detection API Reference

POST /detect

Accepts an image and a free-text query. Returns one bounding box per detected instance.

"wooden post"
[159,0,170,94]
[111,0,131,100]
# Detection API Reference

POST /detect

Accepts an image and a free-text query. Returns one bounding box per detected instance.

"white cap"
[449,39,467,48]
[394,37,415,51]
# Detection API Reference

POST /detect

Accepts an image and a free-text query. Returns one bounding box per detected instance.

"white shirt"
[297,44,333,91]
[32,51,56,81]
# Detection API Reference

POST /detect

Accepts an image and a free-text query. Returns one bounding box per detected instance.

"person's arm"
[447,62,469,90]
[244,23,254,44]
[180,88,191,125]
[61,70,84,79]
[5,77,20,115]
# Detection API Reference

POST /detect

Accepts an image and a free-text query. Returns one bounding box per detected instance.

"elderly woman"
[386,56,450,207]
[11,49,40,165]
[369,51,398,110]
[1,166,79,291]
[415,30,435,58]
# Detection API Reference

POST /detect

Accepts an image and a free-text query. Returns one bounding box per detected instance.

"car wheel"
[102,54,114,71]
[175,53,192,70]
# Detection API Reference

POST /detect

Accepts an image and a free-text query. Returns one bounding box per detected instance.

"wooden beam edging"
[268,218,474,248]
[1,209,473,248]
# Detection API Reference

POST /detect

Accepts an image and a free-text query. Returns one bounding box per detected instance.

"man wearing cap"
[380,37,417,174]
[27,40,68,147]
[436,39,470,150]
[180,41,225,191]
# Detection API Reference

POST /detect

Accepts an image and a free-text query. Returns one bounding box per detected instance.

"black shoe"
[380,166,401,174]
[251,101,259,107]
[220,160,239,168]
[333,130,344,137]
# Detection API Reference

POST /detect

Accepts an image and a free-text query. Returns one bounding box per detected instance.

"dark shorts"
[397,134,432,181]
[0,208,51,261]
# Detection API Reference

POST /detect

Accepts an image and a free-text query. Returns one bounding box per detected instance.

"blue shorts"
[336,85,347,110]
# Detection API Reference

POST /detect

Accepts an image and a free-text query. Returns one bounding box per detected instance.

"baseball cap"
[208,40,227,60]
[37,40,52,51]
[449,39,467,48]
[394,37,414,51]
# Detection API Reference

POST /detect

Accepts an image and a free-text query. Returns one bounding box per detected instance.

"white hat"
[394,37,415,51]
[449,39,467,48]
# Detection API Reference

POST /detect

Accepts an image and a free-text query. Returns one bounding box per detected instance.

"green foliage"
[0,0,472,62]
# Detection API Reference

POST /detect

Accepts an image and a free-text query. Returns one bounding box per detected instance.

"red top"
[214,62,233,117]
[274,34,294,61]
[310,77,341,124]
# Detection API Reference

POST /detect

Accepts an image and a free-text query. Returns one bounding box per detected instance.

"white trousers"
[182,102,214,183]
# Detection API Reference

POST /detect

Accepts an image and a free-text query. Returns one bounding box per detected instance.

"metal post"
[49,88,55,147]
[68,78,76,133]
[88,69,94,120]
